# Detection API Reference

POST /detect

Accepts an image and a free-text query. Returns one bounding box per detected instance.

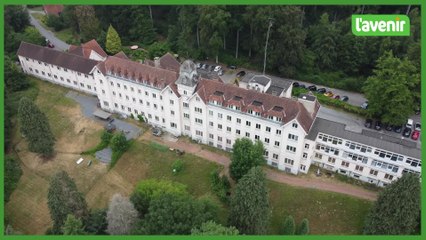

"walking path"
[142,132,378,201]
[27,9,70,51]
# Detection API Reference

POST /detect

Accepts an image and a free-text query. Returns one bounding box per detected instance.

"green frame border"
[1,0,424,239]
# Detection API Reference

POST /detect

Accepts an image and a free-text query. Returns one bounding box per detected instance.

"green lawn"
[268,181,372,234]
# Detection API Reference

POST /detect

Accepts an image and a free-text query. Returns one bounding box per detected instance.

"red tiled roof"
[43,5,64,16]
[195,79,318,133]
[82,39,108,58]
[17,41,98,74]
[159,53,180,72]
[98,56,179,91]
[113,51,129,59]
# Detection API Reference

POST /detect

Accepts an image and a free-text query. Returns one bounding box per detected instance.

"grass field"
[6,79,373,235]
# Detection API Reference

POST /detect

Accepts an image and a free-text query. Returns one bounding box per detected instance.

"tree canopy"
[47,171,88,233]
[363,51,419,125]
[229,138,265,181]
[191,221,239,235]
[106,194,138,235]
[106,24,122,55]
[62,214,86,235]
[229,167,270,234]
[364,174,420,235]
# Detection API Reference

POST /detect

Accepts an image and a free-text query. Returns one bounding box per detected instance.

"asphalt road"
[220,68,367,107]
[28,10,70,51]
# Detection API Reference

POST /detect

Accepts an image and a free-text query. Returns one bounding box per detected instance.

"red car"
[411,130,420,140]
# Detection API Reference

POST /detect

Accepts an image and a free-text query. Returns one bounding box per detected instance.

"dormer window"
[248,110,253,114]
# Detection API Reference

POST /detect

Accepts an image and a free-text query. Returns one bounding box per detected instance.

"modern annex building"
[17,40,421,187]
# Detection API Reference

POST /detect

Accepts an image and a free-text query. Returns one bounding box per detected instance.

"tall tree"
[310,13,338,70]
[47,171,88,233]
[140,193,218,235]
[282,215,296,235]
[105,25,122,55]
[4,56,29,92]
[110,132,128,152]
[75,6,101,42]
[18,97,55,157]
[128,8,156,45]
[297,219,309,235]
[106,194,138,235]
[4,6,30,32]
[62,214,86,235]
[85,209,108,235]
[362,51,419,125]
[191,221,239,235]
[130,179,187,217]
[364,174,420,235]
[229,138,264,181]
[4,156,23,202]
[229,167,270,234]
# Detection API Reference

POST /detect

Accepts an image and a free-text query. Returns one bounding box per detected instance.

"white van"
[406,119,413,129]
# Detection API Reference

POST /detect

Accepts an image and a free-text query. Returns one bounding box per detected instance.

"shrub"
[172,159,184,174]
[210,170,231,203]
[137,114,145,122]
[110,132,129,152]
[130,113,135,119]
[5,156,23,202]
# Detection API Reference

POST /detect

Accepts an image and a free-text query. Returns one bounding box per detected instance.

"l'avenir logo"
[352,14,410,36]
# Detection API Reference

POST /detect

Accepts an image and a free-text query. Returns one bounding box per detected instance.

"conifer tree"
[106,24,122,55]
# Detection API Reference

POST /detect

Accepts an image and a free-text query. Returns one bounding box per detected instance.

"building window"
[227,115,232,121]
[300,165,306,171]
[304,144,309,149]
[195,107,202,113]
[209,110,213,116]
[273,154,279,160]
[218,136,222,141]
[302,152,308,159]
[185,125,190,131]
[315,153,323,159]
[284,158,294,165]
[218,113,223,119]
[246,121,251,126]
[183,102,189,108]
[369,169,378,176]
[184,113,190,119]
[226,127,231,132]
[170,100,174,105]
[236,129,241,135]
[266,127,271,132]
[264,138,270,144]
[288,134,298,141]
[114,103,118,108]
[341,161,350,168]
[255,123,261,129]
[274,141,280,147]
[128,107,132,112]
[276,129,282,135]
[209,121,213,127]
[328,157,336,163]
[286,145,296,153]
[237,118,241,124]
[171,110,175,115]
[384,174,393,180]
[264,150,269,157]
[171,123,177,128]
[355,165,364,172]
[209,133,214,139]
[255,135,260,140]
[292,123,298,128]
[103,101,109,106]
[218,124,223,130]
[196,130,203,136]
[195,118,203,124]
[155,116,159,121]
[226,139,231,145]
[245,132,250,138]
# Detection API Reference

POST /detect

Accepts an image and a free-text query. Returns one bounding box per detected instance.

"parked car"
[364,119,373,128]
[227,65,237,70]
[384,124,393,131]
[406,118,413,129]
[316,88,326,94]
[411,130,420,140]
[236,71,246,77]
[201,64,208,69]
[334,95,340,100]
[393,125,403,133]
[104,123,116,133]
[324,91,333,97]
[218,70,224,76]
[214,65,222,72]
[208,65,215,72]
[196,62,201,68]
[293,82,300,87]
[341,96,349,102]
[374,121,382,131]
[361,101,369,109]
[415,122,421,131]
[152,127,162,137]
[307,85,317,91]
[403,127,412,137]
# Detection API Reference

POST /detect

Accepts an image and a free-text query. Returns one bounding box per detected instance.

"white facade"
[17,43,421,185]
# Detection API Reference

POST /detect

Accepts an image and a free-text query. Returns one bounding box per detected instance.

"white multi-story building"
[16,40,421,185]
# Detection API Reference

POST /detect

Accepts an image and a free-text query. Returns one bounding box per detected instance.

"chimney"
[154,57,160,68]
[298,94,317,116]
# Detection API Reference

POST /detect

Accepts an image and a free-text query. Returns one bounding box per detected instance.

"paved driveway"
[28,9,70,51]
